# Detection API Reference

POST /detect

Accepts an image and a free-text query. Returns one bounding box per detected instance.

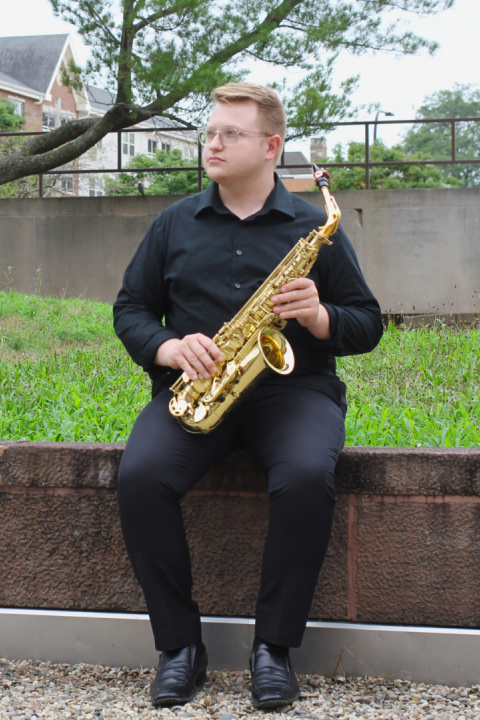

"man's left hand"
[271,278,331,340]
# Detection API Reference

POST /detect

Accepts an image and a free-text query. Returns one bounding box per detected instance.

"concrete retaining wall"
[0,188,479,315]
[1,441,479,627]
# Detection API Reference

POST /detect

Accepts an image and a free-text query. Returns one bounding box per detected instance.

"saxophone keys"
[243,322,256,336]
[192,377,212,392]
[169,397,189,417]
[221,345,236,360]
[193,403,208,423]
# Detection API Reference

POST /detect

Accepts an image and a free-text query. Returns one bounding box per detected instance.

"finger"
[182,346,214,379]
[187,337,221,375]
[275,300,317,314]
[196,334,224,363]
[281,278,314,292]
[272,289,314,306]
[177,356,198,381]
[277,307,318,321]
[189,340,219,376]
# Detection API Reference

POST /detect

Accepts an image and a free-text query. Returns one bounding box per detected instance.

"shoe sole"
[151,664,208,707]
[251,690,300,709]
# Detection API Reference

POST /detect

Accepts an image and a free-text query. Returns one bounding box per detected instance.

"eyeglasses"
[197,126,271,146]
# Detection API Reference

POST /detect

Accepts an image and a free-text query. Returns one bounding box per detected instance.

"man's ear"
[265,134,282,161]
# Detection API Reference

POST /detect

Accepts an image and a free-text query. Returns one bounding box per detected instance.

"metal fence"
[1,116,479,196]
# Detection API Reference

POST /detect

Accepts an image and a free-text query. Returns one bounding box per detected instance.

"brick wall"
[0,442,479,627]
[0,90,43,131]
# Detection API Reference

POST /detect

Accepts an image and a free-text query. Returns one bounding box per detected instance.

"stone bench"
[1,441,479,628]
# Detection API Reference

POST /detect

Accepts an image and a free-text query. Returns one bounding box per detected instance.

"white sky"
[2,0,479,158]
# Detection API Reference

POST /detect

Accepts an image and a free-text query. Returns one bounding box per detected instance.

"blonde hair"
[211,82,285,163]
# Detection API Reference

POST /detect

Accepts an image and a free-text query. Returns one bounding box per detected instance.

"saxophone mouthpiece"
[312,163,331,189]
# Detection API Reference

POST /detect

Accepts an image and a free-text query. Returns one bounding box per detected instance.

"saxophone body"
[169,166,341,434]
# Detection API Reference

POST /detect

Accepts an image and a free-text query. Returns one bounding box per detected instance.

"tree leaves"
[0,0,456,186]
[402,83,480,186]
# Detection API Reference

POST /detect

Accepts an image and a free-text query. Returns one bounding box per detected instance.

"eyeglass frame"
[197,125,274,146]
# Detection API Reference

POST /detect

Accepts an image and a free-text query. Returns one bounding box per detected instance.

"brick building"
[0,34,197,196]
[0,34,86,132]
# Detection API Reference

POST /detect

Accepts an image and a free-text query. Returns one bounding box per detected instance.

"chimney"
[310,137,327,161]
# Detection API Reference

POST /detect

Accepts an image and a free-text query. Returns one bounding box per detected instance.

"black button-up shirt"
[113,176,383,406]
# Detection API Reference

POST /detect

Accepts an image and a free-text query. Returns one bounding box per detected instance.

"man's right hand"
[155,335,224,381]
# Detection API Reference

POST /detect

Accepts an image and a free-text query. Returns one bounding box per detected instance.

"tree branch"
[133,5,186,32]
[0,106,130,185]
[149,0,307,111]
[116,0,137,105]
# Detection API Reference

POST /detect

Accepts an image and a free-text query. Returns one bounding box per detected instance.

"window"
[10,99,24,117]
[161,141,171,153]
[42,114,55,131]
[148,139,157,155]
[122,132,135,156]
[89,176,102,197]
[61,175,74,193]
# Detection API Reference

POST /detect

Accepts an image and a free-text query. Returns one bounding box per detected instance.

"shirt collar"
[194,173,296,220]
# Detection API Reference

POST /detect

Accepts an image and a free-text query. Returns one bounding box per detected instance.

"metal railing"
[1,116,479,195]
[307,116,480,189]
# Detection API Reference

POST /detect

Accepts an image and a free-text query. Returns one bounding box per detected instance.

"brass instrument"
[169,164,341,433]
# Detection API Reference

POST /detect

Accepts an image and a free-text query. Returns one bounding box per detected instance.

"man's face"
[202,100,276,185]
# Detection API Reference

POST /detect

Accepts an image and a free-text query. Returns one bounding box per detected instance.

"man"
[113,82,383,710]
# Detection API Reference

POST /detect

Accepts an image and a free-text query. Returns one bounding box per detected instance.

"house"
[83,84,198,197]
[0,34,86,133]
[277,139,327,192]
[0,34,198,196]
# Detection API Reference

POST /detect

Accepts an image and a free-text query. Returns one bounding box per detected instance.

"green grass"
[0,291,150,442]
[1,291,479,446]
[338,322,479,446]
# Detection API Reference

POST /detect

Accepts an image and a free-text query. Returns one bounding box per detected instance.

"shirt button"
[234,282,241,289]
[236,249,243,256]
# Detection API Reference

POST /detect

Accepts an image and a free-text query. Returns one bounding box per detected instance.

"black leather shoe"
[150,640,208,707]
[250,637,300,709]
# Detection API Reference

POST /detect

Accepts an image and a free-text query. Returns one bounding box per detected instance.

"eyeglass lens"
[198,127,239,146]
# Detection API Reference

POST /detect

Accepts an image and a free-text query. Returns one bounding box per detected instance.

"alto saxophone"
[169,164,341,433]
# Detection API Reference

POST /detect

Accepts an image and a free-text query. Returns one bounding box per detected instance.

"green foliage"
[0,99,25,132]
[0,104,39,198]
[402,83,480,186]
[339,321,479,447]
[326,140,463,191]
[1,291,479,446]
[0,0,457,185]
[0,291,149,442]
[48,0,454,137]
[105,148,210,195]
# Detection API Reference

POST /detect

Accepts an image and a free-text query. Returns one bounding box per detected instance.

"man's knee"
[117,446,182,507]
[269,458,337,505]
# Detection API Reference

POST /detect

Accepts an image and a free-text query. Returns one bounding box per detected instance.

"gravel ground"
[1,658,480,720]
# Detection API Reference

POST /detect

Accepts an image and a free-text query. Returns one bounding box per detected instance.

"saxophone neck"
[312,163,341,242]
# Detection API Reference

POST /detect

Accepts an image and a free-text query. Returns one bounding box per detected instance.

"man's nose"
[208,130,224,150]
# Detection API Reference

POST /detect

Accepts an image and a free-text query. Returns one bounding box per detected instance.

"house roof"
[0,68,38,93]
[0,34,68,95]
[277,150,311,176]
[0,33,196,138]
[85,85,117,113]
[85,84,197,136]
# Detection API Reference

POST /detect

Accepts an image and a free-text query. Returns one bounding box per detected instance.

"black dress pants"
[116,379,346,651]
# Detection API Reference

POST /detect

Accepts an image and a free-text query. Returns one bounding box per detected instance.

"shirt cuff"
[308,302,344,354]
[142,329,179,371]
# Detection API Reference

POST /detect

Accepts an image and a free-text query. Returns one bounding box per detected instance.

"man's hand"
[155,334,224,381]
[271,278,331,340]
